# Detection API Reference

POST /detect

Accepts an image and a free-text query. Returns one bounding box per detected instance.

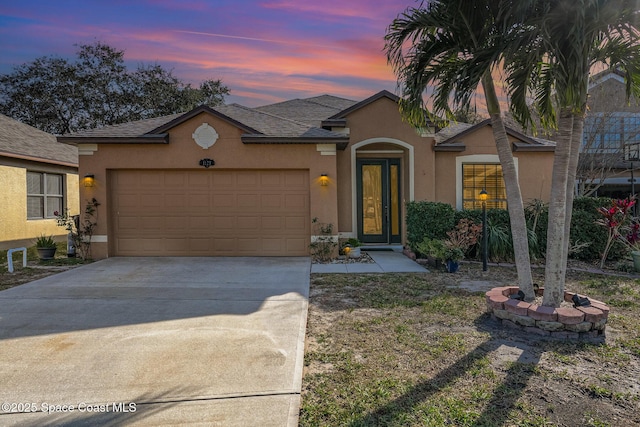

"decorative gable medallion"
[192,123,219,149]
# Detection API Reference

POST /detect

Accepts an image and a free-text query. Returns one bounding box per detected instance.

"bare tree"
[576,112,640,196]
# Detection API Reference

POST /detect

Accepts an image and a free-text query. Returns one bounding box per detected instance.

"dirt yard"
[301,262,640,426]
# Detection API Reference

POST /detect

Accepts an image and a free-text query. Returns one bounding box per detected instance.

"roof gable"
[149,105,261,135]
[327,90,399,120]
[589,69,625,89]
[434,119,555,152]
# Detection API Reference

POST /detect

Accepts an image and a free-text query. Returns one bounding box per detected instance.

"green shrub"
[406,196,620,263]
[405,201,455,248]
[485,218,512,261]
[415,237,447,260]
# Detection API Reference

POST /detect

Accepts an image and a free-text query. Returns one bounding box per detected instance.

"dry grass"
[301,263,640,427]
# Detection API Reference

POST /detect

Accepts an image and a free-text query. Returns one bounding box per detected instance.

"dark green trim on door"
[356,159,401,244]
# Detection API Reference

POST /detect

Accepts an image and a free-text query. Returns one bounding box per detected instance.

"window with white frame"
[462,164,507,209]
[27,172,64,219]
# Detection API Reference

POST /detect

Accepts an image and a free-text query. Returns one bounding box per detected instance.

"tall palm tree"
[385,0,537,301]
[505,0,640,306]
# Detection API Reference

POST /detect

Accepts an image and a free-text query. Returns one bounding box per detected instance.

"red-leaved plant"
[596,198,636,269]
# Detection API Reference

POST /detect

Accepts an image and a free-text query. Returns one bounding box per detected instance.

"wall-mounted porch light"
[319,174,329,186]
[83,174,95,188]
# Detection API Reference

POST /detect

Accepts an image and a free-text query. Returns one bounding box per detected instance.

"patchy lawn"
[301,263,640,427]
[0,244,89,291]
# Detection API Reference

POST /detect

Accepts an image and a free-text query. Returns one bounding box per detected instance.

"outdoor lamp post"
[479,189,489,271]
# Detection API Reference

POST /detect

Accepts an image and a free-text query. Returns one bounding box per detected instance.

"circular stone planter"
[485,286,610,341]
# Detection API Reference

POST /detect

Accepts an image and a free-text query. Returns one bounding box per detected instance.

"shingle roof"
[56,91,557,150]
[434,122,474,143]
[68,113,184,138]
[215,103,341,137]
[255,95,357,127]
[0,114,77,166]
[60,95,355,141]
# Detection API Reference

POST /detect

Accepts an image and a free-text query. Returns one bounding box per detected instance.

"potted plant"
[442,218,482,273]
[416,237,447,268]
[344,238,362,258]
[443,247,465,273]
[35,235,57,260]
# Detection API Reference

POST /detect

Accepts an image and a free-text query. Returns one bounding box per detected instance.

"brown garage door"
[109,169,310,256]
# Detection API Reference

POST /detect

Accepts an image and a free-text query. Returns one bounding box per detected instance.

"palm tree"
[505,0,640,306]
[385,0,537,301]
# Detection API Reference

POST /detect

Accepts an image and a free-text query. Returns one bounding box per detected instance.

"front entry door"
[357,159,401,244]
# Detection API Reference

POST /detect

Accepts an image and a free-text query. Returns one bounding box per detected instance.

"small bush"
[415,237,447,260]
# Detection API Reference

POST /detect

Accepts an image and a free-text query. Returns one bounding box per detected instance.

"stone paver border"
[485,286,609,341]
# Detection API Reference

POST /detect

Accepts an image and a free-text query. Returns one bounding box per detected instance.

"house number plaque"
[199,158,215,168]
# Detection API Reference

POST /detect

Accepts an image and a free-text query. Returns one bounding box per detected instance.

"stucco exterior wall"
[0,164,79,249]
[335,97,435,237]
[78,112,338,258]
[434,125,554,209]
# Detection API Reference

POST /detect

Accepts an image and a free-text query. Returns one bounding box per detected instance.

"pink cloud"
[261,0,408,23]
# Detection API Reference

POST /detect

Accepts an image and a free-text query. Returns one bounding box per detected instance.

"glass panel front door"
[362,164,383,236]
[357,159,401,244]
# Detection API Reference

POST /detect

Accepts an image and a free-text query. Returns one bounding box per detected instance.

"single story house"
[58,91,555,258]
[0,114,79,250]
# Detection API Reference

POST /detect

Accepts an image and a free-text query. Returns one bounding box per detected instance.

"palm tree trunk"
[543,108,574,307]
[482,72,535,301]
[560,114,584,280]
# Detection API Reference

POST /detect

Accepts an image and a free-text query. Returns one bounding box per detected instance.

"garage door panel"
[211,173,233,186]
[262,239,283,252]
[138,172,163,186]
[141,217,164,230]
[213,194,235,208]
[285,193,307,209]
[237,216,259,230]
[117,194,140,208]
[117,216,139,231]
[211,216,235,231]
[213,238,235,252]
[236,172,259,186]
[186,173,210,187]
[163,172,187,187]
[285,170,308,186]
[111,170,310,256]
[286,238,307,252]
[261,194,283,208]
[237,194,258,208]
[261,217,282,230]
[260,172,282,186]
[285,216,307,232]
[187,216,212,229]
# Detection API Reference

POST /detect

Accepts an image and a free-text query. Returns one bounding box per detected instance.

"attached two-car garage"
[109,169,310,256]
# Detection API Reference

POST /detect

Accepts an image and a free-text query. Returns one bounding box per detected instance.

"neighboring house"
[578,69,640,198]
[0,114,79,250]
[58,90,555,258]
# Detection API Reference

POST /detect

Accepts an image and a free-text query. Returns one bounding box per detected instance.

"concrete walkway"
[311,250,428,273]
[0,257,310,426]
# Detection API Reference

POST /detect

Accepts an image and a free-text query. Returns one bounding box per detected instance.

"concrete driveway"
[0,257,310,426]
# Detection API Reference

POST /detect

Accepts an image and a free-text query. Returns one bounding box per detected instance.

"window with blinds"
[462,164,507,209]
[27,172,64,219]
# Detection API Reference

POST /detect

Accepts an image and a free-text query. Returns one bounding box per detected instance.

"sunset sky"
[0,0,419,107]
